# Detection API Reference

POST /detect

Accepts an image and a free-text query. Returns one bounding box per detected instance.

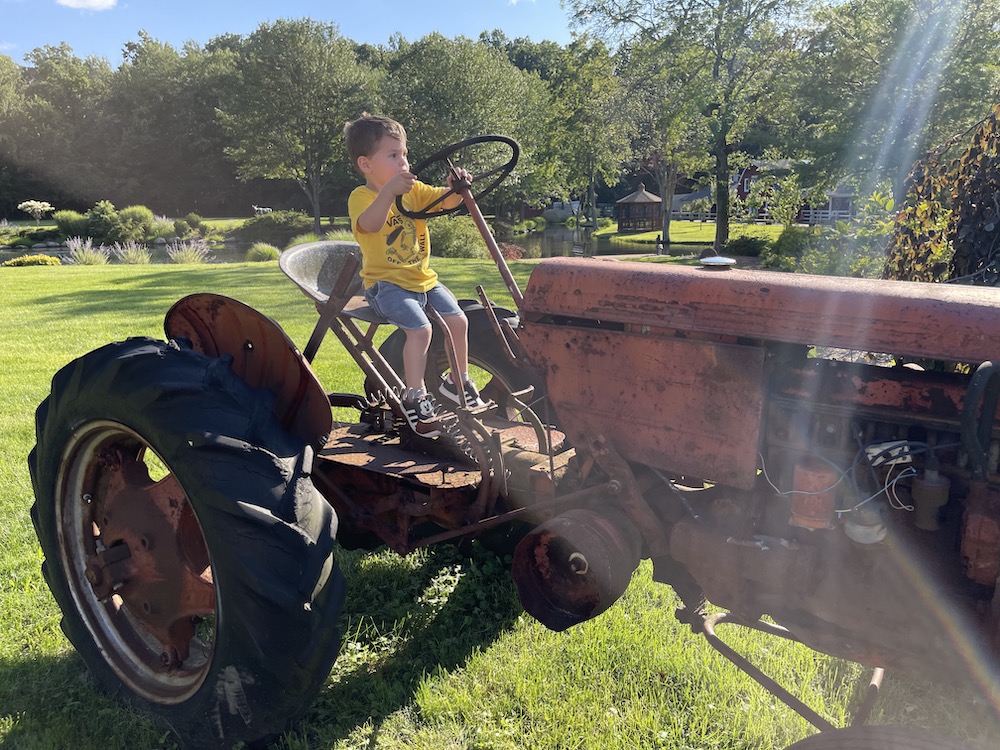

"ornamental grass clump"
[112,240,152,265]
[166,238,213,264]
[66,237,110,265]
[246,243,280,262]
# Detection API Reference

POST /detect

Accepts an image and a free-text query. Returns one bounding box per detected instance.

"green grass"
[1,260,997,749]
[595,220,784,246]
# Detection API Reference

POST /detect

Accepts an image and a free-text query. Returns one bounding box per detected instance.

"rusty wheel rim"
[56,420,217,703]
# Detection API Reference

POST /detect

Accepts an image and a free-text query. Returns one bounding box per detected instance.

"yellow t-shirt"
[348,181,448,292]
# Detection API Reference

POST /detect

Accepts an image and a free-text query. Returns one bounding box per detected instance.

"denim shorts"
[363,280,463,330]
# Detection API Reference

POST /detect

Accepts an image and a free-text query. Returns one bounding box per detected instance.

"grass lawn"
[595,220,785,246]
[1,259,997,749]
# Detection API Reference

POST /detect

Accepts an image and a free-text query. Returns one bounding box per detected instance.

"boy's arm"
[356,173,416,234]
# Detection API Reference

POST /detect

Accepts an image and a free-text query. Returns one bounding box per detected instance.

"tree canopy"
[0,4,997,244]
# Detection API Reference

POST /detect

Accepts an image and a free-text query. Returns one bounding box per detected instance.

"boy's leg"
[365,281,434,393]
[364,282,444,434]
[426,287,486,408]
[402,325,433,394]
[439,311,470,377]
[425,284,469,378]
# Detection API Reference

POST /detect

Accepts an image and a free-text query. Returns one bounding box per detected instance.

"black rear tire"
[28,337,345,749]
[785,726,978,750]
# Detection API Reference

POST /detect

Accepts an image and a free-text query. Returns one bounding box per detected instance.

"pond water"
[504,227,712,259]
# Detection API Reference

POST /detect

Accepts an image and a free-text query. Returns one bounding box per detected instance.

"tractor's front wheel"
[28,338,345,749]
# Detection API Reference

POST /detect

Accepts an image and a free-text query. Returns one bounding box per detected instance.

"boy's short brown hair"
[344,113,407,173]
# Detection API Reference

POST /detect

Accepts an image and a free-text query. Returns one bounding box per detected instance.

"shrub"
[759,226,821,272]
[597,217,613,230]
[150,216,175,239]
[286,232,322,248]
[184,212,203,229]
[565,216,577,229]
[166,238,212,264]
[87,200,119,244]
[235,210,312,246]
[499,242,525,260]
[721,235,770,258]
[1,253,62,267]
[53,209,89,237]
[324,228,357,242]
[246,243,280,262]
[112,240,152,264]
[66,237,110,265]
[173,218,191,238]
[116,204,155,242]
[428,215,488,259]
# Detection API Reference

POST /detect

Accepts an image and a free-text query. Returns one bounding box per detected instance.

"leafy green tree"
[0,54,27,216]
[545,38,634,228]
[103,32,240,215]
[621,41,711,240]
[794,0,1000,198]
[217,19,377,232]
[379,33,555,216]
[568,0,806,249]
[14,43,112,207]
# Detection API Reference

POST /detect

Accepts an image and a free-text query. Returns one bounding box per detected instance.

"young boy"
[344,113,485,438]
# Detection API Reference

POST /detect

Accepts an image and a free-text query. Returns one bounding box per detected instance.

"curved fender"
[165,293,332,449]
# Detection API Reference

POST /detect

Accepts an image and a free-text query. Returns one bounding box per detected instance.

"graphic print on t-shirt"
[384,214,422,266]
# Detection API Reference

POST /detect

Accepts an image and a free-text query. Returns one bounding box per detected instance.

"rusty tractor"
[28,136,1000,749]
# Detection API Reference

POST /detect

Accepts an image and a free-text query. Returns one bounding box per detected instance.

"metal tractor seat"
[280,240,398,358]
[279,240,466,407]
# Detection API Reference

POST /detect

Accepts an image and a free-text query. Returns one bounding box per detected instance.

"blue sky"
[1,0,575,66]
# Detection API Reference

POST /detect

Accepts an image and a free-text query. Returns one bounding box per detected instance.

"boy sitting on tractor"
[344,113,486,438]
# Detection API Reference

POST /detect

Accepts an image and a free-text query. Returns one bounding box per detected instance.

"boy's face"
[358,135,409,189]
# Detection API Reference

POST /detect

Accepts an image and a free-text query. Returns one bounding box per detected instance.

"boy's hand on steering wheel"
[447,167,472,191]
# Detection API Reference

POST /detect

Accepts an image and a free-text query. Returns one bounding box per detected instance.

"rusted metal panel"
[519,324,765,489]
[164,294,332,449]
[521,259,1000,364]
[318,423,481,489]
[770,359,975,426]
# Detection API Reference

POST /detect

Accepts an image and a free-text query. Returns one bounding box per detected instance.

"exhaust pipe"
[512,508,642,631]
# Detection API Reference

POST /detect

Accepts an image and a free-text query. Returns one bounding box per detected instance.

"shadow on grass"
[0,651,169,749]
[295,542,522,746]
[0,543,520,750]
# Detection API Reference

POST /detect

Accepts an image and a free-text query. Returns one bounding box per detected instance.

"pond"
[505,227,712,259]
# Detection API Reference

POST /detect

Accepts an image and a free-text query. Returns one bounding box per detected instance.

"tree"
[217,19,377,232]
[17,199,54,223]
[568,0,806,249]
[0,54,27,216]
[546,38,634,229]
[14,43,112,207]
[794,0,1000,200]
[379,33,555,216]
[621,40,711,241]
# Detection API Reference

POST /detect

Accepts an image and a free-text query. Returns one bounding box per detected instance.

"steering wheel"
[395,134,519,220]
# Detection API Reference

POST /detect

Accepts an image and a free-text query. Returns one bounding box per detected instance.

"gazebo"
[615,182,662,232]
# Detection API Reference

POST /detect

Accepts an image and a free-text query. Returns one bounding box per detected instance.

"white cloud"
[56,0,118,10]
